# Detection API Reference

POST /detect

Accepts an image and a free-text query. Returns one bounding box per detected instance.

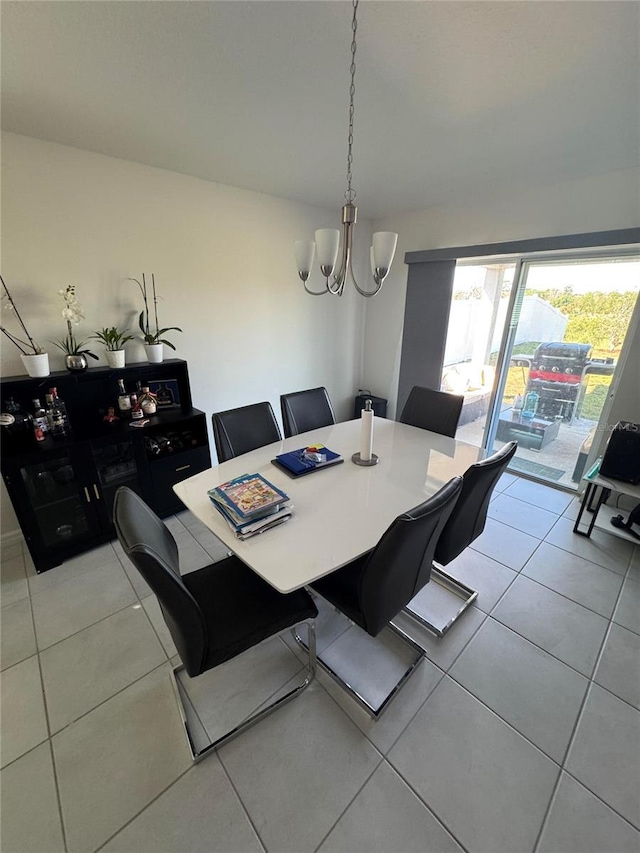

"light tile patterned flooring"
[1,474,639,853]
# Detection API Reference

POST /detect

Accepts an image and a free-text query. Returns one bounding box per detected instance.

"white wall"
[1,133,371,535]
[444,295,568,366]
[363,167,640,418]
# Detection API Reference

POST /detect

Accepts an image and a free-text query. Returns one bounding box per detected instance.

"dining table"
[173,417,485,594]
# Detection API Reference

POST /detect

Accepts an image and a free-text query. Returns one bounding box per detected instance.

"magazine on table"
[272,444,343,478]
[208,473,289,519]
[211,498,293,540]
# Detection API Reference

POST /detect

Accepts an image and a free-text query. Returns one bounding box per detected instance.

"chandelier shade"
[294,241,316,282]
[315,229,341,274]
[372,232,399,275]
[294,0,398,298]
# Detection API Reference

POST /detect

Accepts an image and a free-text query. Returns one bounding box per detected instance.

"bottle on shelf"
[117,378,132,417]
[138,386,157,416]
[44,398,67,439]
[32,398,48,441]
[45,388,70,438]
[5,398,34,443]
[130,393,144,420]
[155,383,174,408]
[585,456,602,480]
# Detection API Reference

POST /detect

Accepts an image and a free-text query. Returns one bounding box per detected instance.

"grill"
[526,342,593,421]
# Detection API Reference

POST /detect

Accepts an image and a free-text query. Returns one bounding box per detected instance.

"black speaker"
[599,422,640,484]
[354,391,387,420]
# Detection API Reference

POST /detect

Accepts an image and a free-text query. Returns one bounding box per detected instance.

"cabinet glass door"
[20,453,95,548]
[91,439,140,525]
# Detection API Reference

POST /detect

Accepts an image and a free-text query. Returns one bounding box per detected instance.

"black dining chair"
[212,401,282,463]
[113,486,317,762]
[307,477,463,716]
[280,387,336,438]
[405,440,518,637]
[399,386,464,438]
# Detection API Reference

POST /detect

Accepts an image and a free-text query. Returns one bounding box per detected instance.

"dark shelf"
[1,359,211,573]
[0,358,188,385]
[30,494,83,512]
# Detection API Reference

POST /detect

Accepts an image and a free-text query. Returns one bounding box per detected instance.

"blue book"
[272,446,343,478]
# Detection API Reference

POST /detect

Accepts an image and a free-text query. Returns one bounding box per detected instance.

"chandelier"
[294,0,398,297]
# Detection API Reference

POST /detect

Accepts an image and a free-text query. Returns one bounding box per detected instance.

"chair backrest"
[113,487,208,676]
[212,401,282,463]
[435,441,518,566]
[280,387,336,438]
[399,386,464,438]
[357,477,463,636]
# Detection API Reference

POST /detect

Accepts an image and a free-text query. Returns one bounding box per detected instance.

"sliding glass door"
[446,253,640,489]
[441,260,516,442]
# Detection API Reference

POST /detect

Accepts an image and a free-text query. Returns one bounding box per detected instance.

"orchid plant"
[52,285,98,360]
[90,326,135,351]
[129,273,182,349]
[0,275,45,354]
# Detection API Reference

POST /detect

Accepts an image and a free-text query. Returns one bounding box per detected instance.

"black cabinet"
[1,359,211,572]
[8,445,101,555]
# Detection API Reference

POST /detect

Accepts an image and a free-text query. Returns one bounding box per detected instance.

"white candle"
[360,400,374,461]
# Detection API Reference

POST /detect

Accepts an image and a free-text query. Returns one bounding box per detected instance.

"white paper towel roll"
[360,404,374,461]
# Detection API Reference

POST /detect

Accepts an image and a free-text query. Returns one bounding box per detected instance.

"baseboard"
[1,529,25,549]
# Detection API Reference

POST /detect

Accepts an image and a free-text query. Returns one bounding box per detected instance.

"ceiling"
[2,1,639,218]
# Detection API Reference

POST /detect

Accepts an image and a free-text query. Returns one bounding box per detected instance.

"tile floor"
[1,475,639,853]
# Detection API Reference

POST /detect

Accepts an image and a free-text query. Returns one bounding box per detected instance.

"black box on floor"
[354,391,387,419]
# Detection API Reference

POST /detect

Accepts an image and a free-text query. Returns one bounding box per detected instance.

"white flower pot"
[21,352,50,378]
[105,349,126,368]
[144,343,164,364]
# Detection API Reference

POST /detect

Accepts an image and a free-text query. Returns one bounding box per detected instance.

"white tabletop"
[173,418,484,593]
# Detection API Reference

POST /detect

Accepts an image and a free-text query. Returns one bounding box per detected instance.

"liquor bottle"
[155,383,174,408]
[3,399,35,450]
[130,393,144,420]
[117,378,132,417]
[139,386,157,416]
[32,398,48,440]
[45,388,70,438]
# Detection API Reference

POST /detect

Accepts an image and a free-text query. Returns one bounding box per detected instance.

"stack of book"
[208,472,292,540]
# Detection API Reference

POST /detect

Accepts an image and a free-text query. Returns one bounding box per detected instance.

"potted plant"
[129,273,181,364]
[0,275,50,377]
[52,285,99,372]
[90,326,134,368]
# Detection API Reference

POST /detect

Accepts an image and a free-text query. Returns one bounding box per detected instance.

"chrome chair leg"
[292,618,424,719]
[404,567,478,639]
[172,618,317,763]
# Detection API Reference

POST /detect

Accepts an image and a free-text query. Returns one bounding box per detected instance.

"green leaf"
[157,327,182,335]
[159,339,177,350]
